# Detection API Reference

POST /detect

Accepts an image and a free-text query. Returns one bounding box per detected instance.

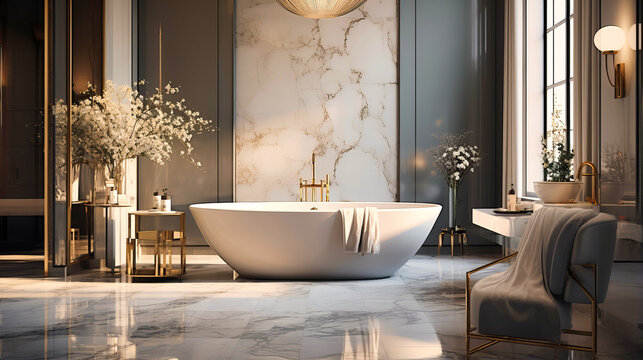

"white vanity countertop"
[472,208,531,238]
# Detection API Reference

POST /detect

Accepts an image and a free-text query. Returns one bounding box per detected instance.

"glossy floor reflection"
[0,253,641,359]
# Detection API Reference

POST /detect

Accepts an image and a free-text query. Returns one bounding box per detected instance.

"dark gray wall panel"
[400,0,503,245]
[399,0,416,202]
[136,0,234,245]
[218,0,234,202]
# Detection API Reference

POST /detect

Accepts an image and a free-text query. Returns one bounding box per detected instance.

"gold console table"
[126,210,186,279]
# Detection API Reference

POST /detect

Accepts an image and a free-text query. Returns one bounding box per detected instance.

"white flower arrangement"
[53,80,214,190]
[431,133,481,189]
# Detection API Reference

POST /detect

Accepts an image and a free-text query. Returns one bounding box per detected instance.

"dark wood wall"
[0,0,46,251]
[0,0,45,199]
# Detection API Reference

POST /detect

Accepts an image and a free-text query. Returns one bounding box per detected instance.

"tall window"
[545,0,574,166]
[522,0,575,197]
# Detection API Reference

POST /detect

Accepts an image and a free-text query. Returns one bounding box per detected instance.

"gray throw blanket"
[471,207,596,341]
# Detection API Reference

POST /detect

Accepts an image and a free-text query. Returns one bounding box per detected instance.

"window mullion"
[565,0,571,150]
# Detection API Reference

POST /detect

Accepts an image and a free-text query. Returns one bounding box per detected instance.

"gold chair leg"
[460,232,465,256]
[469,340,499,355]
[126,238,132,275]
[592,265,598,358]
[131,238,138,275]
[154,231,160,276]
[466,272,470,357]
[438,232,443,256]
[181,214,186,275]
[181,234,186,274]
[162,231,168,276]
[450,230,455,257]
[170,232,174,275]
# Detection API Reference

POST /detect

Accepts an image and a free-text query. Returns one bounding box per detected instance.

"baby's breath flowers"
[431,133,481,189]
[53,80,214,191]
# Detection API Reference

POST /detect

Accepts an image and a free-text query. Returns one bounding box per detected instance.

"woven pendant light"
[275,0,368,19]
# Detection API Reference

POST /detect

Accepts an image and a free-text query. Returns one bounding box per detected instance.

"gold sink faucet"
[299,153,330,202]
[576,161,598,205]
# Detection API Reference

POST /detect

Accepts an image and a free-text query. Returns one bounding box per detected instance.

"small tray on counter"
[493,208,533,215]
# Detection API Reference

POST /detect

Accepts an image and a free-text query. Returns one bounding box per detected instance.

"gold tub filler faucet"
[300,153,330,202]
[576,161,599,205]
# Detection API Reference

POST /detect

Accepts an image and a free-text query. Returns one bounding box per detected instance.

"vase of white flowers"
[432,133,481,229]
[54,80,213,200]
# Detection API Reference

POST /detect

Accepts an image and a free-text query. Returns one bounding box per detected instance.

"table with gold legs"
[438,227,467,256]
[126,211,186,279]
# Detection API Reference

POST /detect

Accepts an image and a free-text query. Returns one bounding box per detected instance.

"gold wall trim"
[66,0,73,267]
[43,0,49,276]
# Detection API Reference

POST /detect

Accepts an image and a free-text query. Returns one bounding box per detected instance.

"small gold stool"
[70,228,80,260]
[438,227,467,256]
[127,211,186,279]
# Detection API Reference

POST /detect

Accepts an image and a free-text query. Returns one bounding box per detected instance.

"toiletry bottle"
[161,189,171,211]
[110,189,118,205]
[107,182,118,205]
[507,184,517,211]
[153,191,161,210]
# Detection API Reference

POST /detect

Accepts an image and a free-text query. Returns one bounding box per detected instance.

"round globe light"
[594,26,626,53]
[275,0,368,19]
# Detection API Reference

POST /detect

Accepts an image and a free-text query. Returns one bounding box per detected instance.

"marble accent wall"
[235,0,398,201]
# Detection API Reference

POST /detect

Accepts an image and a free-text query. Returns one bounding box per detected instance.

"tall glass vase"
[448,186,457,229]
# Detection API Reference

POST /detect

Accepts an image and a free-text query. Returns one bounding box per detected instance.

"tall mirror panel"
[0,0,45,266]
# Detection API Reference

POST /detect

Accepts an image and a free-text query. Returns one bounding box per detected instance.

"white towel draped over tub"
[339,207,380,254]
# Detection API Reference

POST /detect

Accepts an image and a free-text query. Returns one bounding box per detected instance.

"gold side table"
[438,227,467,257]
[127,210,186,279]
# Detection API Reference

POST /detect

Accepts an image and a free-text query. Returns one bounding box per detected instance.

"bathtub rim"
[189,202,442,214]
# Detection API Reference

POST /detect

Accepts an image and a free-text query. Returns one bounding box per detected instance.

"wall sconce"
[594,26,626,98]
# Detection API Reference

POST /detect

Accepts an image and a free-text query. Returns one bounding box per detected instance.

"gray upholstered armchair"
[465,211,617,358]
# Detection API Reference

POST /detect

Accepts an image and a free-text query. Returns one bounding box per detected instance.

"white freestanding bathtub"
[190,202,442,280]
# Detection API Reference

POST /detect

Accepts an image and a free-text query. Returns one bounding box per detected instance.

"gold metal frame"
[465,253,599,358]
[43,0,49,276]
[66,0,73,269]
[126,211,186,279]
[438,227,466,256]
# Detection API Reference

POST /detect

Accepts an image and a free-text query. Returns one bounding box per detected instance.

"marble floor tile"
[0,254,641,359]
[300,335,389,360]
